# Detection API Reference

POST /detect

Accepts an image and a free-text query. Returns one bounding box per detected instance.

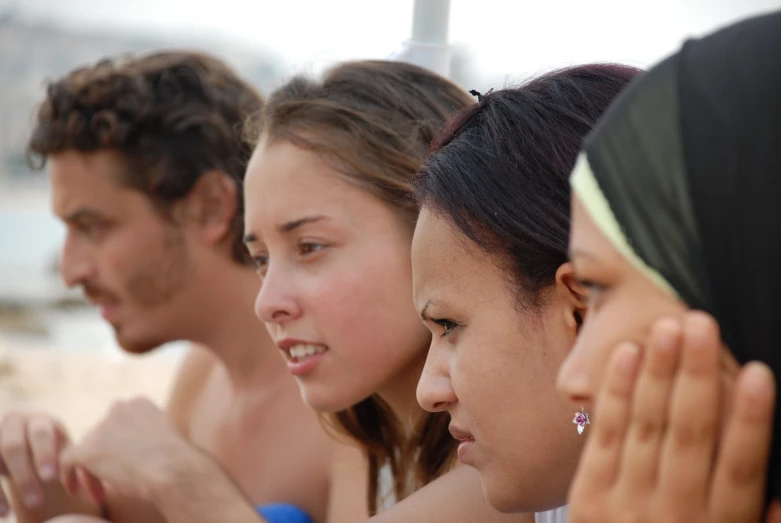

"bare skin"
[0,151,366,523]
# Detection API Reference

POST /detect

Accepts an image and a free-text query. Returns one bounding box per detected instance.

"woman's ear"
[555,262,588,333]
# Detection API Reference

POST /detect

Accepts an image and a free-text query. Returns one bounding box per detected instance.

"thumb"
[77,467,106,507]
[59,443,80,494]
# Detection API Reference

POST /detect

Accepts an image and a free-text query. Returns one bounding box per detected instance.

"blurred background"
[0,0,777,439]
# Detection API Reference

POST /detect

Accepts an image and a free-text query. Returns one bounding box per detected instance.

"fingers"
[571,342,642,491]
[59,444,82,496]
[27,415,67,482]
[59,442,106,507]
[77,468,105,507]
[658,312,721,510]
[0,413,43,508]
[709,362,776,523]
[618,318,682,493]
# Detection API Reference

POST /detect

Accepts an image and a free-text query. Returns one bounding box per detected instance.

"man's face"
[50,150,195,353]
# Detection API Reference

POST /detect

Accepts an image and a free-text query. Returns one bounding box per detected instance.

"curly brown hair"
[27,50,264,264]
[247,60,474,514]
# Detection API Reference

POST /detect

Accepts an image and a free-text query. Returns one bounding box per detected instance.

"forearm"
[147,449,266,523]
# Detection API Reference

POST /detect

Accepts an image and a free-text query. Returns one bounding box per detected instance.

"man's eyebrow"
[62,208,102,224]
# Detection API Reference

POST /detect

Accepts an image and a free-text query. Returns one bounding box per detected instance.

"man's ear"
[555,261,588,332]
[180,171,238,246]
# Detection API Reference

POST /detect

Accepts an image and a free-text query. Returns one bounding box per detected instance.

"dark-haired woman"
[558,10,781,523]
[413,64,641,520]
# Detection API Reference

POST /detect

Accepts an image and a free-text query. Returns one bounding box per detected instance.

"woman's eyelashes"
[298,240,328,256]
[248,240,329,277]
[576,277,608,306]
[250,253,269,276]
[431,318,460,338]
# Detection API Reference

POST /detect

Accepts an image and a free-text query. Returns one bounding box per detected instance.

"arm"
[364,465,533,523]
[324,439,369,523]
[148,423,370,523]
[59,397,269,523]
[100,345,215,523]
[144,447,264,523]
[164,344,215,435]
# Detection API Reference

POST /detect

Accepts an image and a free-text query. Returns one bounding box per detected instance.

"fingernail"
[0,502,8,516]
[39,464,56,480]
[24,491,41,507]
[742,362,773,399]
[616,342,641,373]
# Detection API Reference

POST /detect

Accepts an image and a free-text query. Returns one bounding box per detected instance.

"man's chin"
[113,328,165,355]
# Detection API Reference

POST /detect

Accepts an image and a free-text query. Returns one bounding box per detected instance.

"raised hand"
[568,312,777,523]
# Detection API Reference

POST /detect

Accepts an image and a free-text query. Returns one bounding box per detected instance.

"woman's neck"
[375,350,429,434]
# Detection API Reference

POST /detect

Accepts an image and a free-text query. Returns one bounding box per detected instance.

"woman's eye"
[432,318,459,338]
[250,254,269,276]
[578,279,608,305]
[299,242,326,256]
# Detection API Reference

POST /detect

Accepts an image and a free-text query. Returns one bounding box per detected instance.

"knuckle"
[0,411,23,429]
[1,437,28,458]
[670,418,717,449]
[596,423,620,448]
[631,416,664,443]
[29,424,53,442]
[725,458,764,487]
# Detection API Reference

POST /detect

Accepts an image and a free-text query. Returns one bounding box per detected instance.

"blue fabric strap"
[256,503,314,523]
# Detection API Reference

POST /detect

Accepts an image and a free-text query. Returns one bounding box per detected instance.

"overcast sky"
[13,0,781,86]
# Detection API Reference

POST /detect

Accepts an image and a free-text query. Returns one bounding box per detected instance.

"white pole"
[389,0,453,78]
[411,0,451,45]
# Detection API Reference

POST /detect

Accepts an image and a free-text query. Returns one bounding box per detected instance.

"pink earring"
[573,407,590,435]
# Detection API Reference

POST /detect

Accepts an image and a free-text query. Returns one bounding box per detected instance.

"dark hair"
[247,60,473,514]
[27,50,264,264]
[416,64,642,305]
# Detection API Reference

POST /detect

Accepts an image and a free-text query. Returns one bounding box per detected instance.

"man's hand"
[59,397,198,504]
[0,410,72,515]
[568,312,778,523]
[60,397,265,523]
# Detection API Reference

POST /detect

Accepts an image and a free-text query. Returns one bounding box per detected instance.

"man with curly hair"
[0,51,365,523]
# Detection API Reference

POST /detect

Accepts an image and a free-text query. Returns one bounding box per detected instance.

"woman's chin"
[481,469,568,514]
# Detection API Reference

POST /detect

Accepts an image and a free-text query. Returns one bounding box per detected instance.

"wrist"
[146,445,215,505]
[146,450,261,523]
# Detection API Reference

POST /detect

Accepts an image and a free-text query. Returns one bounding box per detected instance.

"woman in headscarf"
[557,9,781,522]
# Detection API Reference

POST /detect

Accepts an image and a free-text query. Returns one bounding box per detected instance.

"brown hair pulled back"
[248,60,473,513]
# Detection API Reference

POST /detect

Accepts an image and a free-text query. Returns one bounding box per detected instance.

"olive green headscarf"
[572,10,781,503]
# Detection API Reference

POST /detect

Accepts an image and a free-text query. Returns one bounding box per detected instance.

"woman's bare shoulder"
[364,465,532,523]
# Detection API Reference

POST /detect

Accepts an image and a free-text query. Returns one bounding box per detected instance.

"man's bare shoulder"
[165,344,218,435]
